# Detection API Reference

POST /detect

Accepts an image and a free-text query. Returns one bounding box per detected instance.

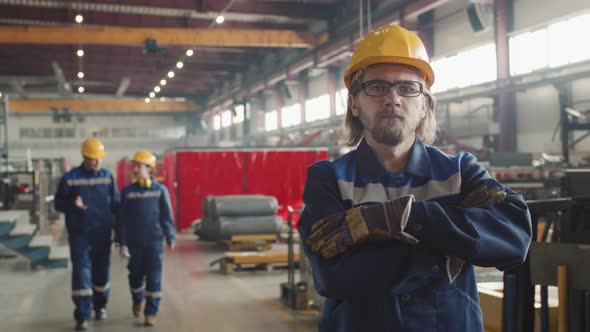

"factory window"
[213,115,221,130]
[54,128,75,138]
[335,89,348,116]
[149,127,186,138]
[221,110,232,128]
[548,21,571,68]
[548,14,590,67]
[80,128,108,138]
[281,103,301,128]
[431,43,497,93]
[111,128,135,137]
[20,127,74,138]
[265,110,278,131]
[509,29,548,75]
[305,94,330,122]
[510,13,590,75]
[233,104,245,124]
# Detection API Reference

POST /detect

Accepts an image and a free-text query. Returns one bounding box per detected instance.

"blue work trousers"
[69,233,111,321]
[128,242,163,316]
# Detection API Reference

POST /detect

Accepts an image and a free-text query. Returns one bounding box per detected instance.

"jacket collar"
[355,137,431,181]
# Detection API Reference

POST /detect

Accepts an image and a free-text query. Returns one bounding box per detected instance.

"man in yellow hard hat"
[54,138,120,331]
[116,150,175,327]
[299,24,532,331]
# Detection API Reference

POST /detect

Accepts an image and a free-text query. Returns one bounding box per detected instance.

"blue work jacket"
[55,165,119,237]
[117,180,175,248]
[298,138,532,332]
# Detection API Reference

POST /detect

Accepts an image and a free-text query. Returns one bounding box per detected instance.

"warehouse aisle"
[0,233,318,332]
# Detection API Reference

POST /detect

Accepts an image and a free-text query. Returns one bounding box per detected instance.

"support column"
[328,67,338,117]
[2,95,9,210]
[241,97,250,146]
[275,87,284,131]
[494,0,517,152]
[558,84,573,164]
[299,72,308,124]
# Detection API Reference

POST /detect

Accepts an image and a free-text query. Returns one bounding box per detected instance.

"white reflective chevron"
[145,291,162,298]
[72,289,92,296]
[66,177,111,186]
[126,191,161,199]
[93,282,110,292]
[337,172,462,205]
[131,286,145,294]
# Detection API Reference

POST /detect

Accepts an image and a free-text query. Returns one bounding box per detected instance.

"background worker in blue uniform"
[55,138,120,331]
[299,24,532,332]
[116,150,175,327]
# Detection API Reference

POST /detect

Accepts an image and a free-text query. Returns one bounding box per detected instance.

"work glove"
[462,182,507,208]
[306,195,416,259]
[119,245,130,260]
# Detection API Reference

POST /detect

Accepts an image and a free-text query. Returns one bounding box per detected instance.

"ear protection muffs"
[138,178,152,188]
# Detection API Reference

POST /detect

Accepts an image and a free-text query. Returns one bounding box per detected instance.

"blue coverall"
[298,138,532,332]
[117,180,175,316]
[55,165,119,322]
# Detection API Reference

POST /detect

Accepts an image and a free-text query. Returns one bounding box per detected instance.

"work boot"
[144,315,157,326]
[75,320,88,331]
[132,303,142,318]
[95,308,107,320]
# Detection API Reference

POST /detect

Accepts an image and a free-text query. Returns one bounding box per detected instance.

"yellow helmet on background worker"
[81,138,105,159]
[132,150,156,168]
[344,24,435,89]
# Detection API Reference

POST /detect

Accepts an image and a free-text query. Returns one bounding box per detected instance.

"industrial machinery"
[502,170,590,332]
[1,158,67,228]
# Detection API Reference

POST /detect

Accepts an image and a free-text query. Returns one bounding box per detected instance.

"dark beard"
[369,122,411,146]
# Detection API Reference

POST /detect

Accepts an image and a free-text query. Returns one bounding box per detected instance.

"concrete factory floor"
[0,233,319,332]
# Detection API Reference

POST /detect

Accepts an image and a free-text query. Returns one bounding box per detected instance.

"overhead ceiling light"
[77,49,84,57]
[144,98,150,103]
[0,92,2,98]
[216,15,225,24]
[78,86,84,93]
[149,92,155,98]
[77,72,84,79]
[160,79,167,86]
[176,61,184,69]
[154,86,161,93]
[186,49,194,57]
[75,15,84,23]
[167,71,175,78]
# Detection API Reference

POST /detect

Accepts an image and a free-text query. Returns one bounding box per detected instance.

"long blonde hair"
[344,65,438,146]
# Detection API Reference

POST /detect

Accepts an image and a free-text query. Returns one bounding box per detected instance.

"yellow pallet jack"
[218,234,276,251]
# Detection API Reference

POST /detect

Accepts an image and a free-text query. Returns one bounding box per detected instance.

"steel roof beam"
[0,1,327,24]
[0,25,323,48]
[8,99,200,113]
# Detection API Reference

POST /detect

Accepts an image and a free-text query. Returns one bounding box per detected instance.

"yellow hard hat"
[344,24,435,89]
[81,138,105,159]
[132,150,156,168]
